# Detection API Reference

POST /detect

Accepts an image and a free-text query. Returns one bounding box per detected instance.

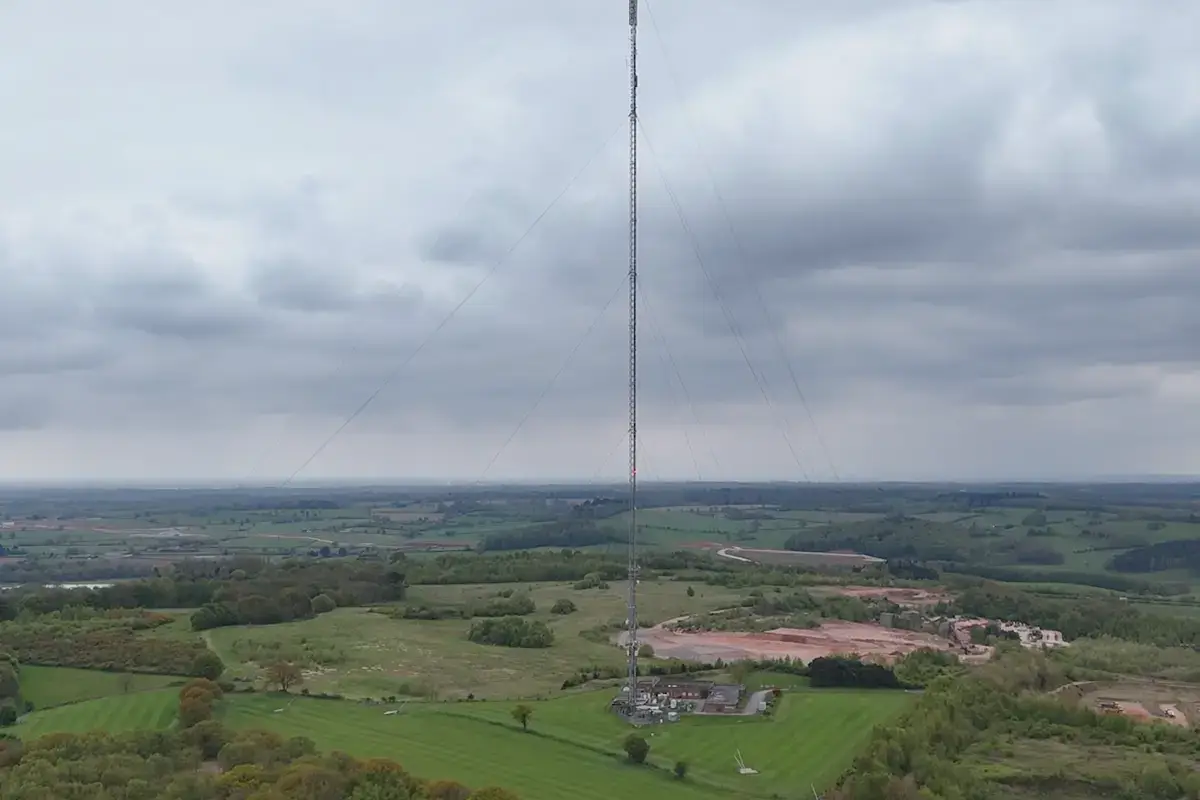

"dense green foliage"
[394,594,535,622]
[0,652,20,725]
[785,516,972,561]
[476,521,621,552]
[946,564,1172,593]
[0,723,518,799]
[466,618,554,648]
[830,649,1200,800]
[808,657,903,689]
[187,560,407,631]
[785,514,1090,570]
[0,611,213,675]
[951,583,1200,647]
[177,677,223,728]
[1110,538,1200,573]
[0,560,407,632]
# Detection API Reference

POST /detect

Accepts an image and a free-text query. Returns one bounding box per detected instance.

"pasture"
[12,689,178,739]
[205,580,748,699]
[449,685,914,795]
[220,693,724,800]
[19,665,181,709]
[215,683,911,798]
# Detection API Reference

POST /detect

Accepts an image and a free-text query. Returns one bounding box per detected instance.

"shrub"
[311,594,337,614]
[623,733,649,764]
[467,618,554,649]
[550,599,577,615]
[191,650,226,680]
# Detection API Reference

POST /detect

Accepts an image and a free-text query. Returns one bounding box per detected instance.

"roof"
[707,684,742,704]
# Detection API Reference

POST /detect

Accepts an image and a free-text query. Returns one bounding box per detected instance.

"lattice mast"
[623,0,641,704]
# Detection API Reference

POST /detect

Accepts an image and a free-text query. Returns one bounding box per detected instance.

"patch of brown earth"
[638,620,954,664]
[1115,701,1153,720]
[1160,704,1189,727]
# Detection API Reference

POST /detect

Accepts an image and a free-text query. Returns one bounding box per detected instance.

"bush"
[623,733,649,764]
[550,599,577,615]
[191,650,226,680]
[311,594,337,614]
[467,618,554,649]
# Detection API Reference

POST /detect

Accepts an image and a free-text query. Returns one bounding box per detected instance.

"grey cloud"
[1,0,1199,480]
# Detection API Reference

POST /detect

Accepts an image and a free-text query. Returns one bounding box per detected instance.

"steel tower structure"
[622,0,641,710]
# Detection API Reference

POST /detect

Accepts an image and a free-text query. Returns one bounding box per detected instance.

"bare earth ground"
[1077,678,1200,727]
[635,620,954,663]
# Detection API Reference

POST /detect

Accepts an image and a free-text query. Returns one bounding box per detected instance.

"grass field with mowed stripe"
[12,689,178,739]
[18,665,182,709]
[11,683,911,799]
[220,693,726,800]
[449,687,914,795]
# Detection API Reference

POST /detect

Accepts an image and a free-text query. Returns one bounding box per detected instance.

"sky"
[1,0,1199,484]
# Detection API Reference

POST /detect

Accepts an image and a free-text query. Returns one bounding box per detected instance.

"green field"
[12,689,178,739]
[204,580,747,699]
[10,661,910,798]
[446,686,913,795]
[215,685,912,799]
[219,693,721,800]
[19,665,181,709]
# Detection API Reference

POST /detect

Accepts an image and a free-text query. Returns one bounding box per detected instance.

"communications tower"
[621,0,641,717]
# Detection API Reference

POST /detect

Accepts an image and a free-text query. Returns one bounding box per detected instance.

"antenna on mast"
[623,0,641,711]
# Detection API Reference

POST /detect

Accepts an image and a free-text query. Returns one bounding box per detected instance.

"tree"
[623,733,649,764]
[638,643,655,659]
[191,650,225,680]
[312,593,337,614]
[265,661,304,692]
[0,705,16,727]
[425,779,472,800]
[0,664,18,699]
[178,696,212,728]
[550,598,577,615]
[467,789,519,800]
[686,586,695,597]
[511,704,533,732]
[673,761,688,780]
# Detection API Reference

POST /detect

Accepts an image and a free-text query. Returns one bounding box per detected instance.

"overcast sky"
[2,0,1199,484]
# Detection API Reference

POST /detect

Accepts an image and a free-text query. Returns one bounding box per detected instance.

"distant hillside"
[784,516,972,561]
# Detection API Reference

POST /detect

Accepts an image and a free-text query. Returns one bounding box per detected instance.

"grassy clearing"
[19,665,181,709]
[205,580,746,700]
[12,689,178,739]
[446,686,914,796]
[221,693,726,800]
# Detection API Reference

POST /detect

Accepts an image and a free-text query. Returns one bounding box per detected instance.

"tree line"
[0,608,223,677]
[829,647,1200,799]
[476,520,622,552]
[0,652,19,726]
[949,583,1200,648]
[0,549,850,636]
[0,559,406,632]
[0,723,518,799]
[1109,538,1200,573]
